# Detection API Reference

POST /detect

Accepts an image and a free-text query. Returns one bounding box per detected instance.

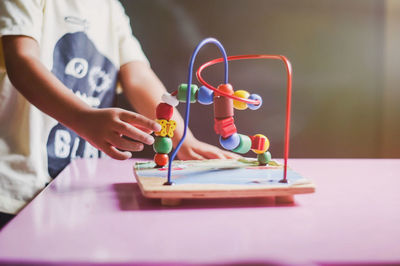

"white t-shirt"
[0,0,149,214]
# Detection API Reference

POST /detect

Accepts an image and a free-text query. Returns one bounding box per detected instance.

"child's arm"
[119,61,240,160]
[2,35,161,159]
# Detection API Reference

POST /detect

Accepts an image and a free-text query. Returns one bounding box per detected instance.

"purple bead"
[248,94,262,110]
[219,133,240,150]
[198,86,214,105]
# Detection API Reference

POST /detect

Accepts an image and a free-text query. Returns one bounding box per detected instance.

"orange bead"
[154,153,169,167]
[215,83,234,97]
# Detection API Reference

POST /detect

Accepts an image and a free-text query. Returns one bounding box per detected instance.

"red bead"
[214,117,237,138]
[215,83,234,97]
[250,135,266,150]
[213,96,234,119]
[156,103,173,120]
[154,153,169,167]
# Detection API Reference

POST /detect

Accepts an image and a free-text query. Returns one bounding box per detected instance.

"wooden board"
[134,158,315,205]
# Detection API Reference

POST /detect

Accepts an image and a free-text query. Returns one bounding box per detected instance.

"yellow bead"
[251,134,270,154]
[155,119,168,137]
[233,90,250,110]
[154,119,176,138]
[166,120,177,138]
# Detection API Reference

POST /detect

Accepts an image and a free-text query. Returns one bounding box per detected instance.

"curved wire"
[165,38,229,185]
[196,54,293,182]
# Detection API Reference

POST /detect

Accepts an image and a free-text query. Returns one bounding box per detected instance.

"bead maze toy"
[134,38,315,206]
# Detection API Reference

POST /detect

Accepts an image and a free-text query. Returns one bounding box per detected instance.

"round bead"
[232,134,252,154]
[154,153,169,167]
[197,86,214,105]
[248,94,262,110]
[177,83,199,103]
[153,136,173,154]
[215,83,234,96]
[233,90,250,110]
[156,103,173,120]
[257,151,272,165]
[161,92,179,107]
[219,133,240,150]
[251,134,270,154]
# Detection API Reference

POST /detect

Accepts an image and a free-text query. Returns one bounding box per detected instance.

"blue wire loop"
[164,38,229,185]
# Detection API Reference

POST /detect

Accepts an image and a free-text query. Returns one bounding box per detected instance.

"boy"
[0,0,236,224]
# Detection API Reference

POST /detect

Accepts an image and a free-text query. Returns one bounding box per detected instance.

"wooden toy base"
[134,158,315,206]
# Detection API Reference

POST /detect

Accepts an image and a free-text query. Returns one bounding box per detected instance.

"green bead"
[177,83,199,103]
[257,151,272,165]
[153,136,172,154]
[232,134,252,154]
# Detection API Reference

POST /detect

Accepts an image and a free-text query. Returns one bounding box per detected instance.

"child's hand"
[77,108,161,160]
[177,135,241,160]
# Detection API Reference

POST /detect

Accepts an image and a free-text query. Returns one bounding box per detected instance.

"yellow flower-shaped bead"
[155,119,177,138]
[233,90,250,110]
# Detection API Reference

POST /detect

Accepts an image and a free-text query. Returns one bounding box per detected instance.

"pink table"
[0,158,399,265]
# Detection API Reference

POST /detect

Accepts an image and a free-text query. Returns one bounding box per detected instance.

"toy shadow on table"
[112,183,298,211]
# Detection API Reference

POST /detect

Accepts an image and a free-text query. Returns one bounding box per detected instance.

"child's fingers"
[103,144,132,160]
[222,151,242,159]
[115,122,154,145]
[120,111,161,132]
[179,149,206,160]
[134,125,153,134]
[195,146,225,159]
[108,133,144,152]
[193,143,241,160]
[190,152,206,160]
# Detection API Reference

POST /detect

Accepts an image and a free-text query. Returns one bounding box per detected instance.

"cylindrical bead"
[233,90,250,110]
[161,92,179,107]
[177,83,199,103]
[257,151,272,165]
[153,136,173,154]
[154,153,169,167]
[156,103,173,120]
[213,96,234,119]
[232,134,252,154]
[251,134,270,154]
[248,94,262,110]
[198,85,214,105]
[219,133,240,150]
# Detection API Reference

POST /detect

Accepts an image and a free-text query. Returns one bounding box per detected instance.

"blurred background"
[119,0,400,158]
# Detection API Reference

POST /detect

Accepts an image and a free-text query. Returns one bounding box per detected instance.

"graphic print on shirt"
[47,32,117,178]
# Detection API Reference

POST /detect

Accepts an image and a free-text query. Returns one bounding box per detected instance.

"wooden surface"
[134,159,315,203]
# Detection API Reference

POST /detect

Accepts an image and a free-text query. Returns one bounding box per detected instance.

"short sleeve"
[111,0,150,67]
[0,0,44,43]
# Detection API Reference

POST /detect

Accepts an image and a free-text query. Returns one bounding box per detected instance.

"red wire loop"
[196,54,293,181]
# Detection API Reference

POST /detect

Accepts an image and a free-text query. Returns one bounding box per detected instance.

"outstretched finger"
[194,146,225,159]
[120,111,161,132]
[221,150,241,159]
[134,125,153,134]
[116,122,155,145]
[193,143,241,160]
[108,133,144,152]
[178,149,206,160]
[103,144,132,160]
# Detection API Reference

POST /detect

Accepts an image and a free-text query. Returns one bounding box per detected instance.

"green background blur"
[119,0,400,158]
